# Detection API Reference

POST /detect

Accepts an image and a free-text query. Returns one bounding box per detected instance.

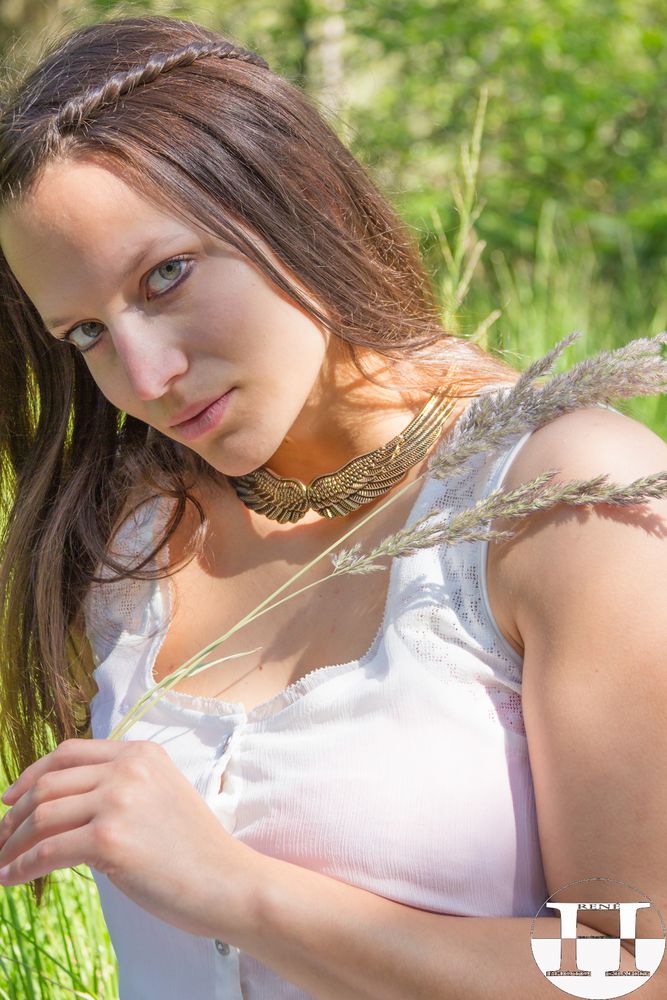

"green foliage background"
[0,2,665,997]
[4,0,667,263]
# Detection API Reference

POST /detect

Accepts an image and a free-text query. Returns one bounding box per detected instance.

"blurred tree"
[1,0,70,59]
[336,0,667,268]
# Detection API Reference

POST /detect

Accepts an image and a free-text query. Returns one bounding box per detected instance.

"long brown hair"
[0,14,518,904]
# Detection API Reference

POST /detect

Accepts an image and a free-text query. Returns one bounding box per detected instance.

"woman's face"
[0,158,336,478]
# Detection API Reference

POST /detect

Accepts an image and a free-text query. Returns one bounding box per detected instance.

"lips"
[169,394,225,427]
[171,391,233,442]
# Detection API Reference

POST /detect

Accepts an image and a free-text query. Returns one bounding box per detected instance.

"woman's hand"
[0,738,260,939]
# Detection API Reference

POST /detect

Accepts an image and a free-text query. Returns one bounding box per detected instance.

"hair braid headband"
[55,40,270,132]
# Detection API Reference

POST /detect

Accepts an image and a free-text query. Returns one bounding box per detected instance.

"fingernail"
[1,784,15,803]
[0,865,10,881]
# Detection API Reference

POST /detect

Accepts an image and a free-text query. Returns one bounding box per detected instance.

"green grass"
[472,200,667,438]
[0,862,117,999]
[423,89,667,440]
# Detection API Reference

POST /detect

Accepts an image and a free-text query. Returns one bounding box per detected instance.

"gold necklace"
[227,386,459,523]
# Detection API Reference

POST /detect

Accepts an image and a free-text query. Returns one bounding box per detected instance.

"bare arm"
[221,853,650,999]
[208,407,667,999]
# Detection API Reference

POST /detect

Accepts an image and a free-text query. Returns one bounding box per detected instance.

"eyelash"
[59,254,194,354]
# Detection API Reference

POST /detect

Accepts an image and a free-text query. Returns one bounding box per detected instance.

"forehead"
[0,157,277,275]
[0,160,212,332]
[0,157,326,325]
[0,159,185,260]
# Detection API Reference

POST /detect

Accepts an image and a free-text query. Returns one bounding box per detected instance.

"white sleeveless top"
[84,399,552,1000]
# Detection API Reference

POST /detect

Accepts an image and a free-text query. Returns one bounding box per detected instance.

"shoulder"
[499,403,667,540]
[489,405,667,645]
[504,403,667,488]
[492,406,667,947]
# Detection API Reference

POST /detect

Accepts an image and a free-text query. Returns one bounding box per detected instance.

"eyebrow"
[45,235,181,329]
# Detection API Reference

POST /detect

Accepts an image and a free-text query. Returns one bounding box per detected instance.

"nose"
[111,317,189,400]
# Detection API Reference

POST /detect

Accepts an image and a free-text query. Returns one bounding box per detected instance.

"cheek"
[84,363,133,415]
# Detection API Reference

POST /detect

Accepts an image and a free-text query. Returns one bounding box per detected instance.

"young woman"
[0,15,665,1000]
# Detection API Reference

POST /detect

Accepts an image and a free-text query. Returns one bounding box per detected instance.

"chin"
[193,414,289,479]
[205,446,275,480]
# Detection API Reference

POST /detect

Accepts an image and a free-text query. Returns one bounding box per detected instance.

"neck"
[200,387,469,536]
[260,351,441,483]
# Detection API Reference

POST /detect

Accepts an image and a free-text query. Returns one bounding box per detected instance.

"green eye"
[64,320,104,352]
[146,258,188,295]
[61,255,193,354]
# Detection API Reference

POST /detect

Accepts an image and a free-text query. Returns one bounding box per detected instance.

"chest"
[150,490,411,714]
[149,473,523,714]
[152,552,393,714]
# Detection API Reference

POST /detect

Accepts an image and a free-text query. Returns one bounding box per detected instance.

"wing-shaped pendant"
[307,391,459,518]
[230,469,310,523]
[229,389,458,522]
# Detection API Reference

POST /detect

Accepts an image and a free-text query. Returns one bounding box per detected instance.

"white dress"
[84,396,563,999]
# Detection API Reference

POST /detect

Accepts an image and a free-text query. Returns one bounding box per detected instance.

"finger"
[1,739,100,805]
[0,789,98,872]
[0,824,93,886]
[0,764,104,852]
[1,738,150,805]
